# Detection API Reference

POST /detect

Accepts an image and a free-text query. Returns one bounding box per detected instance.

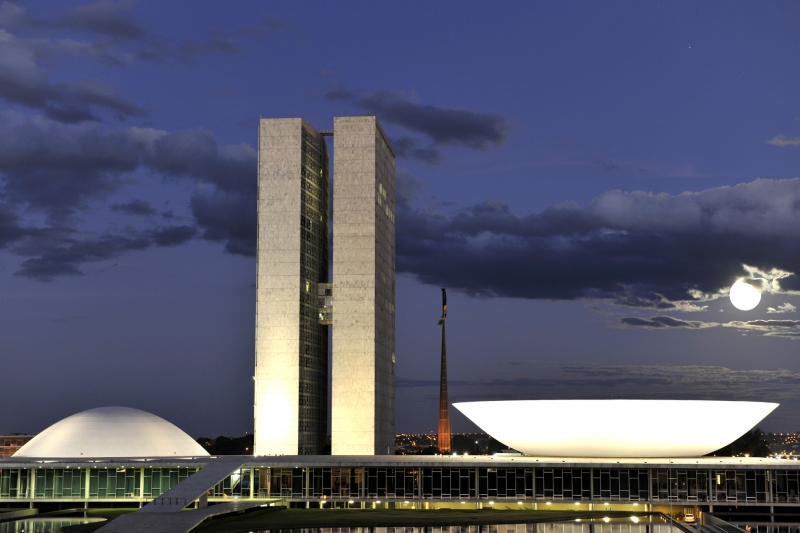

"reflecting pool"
[253,520,686,533]
[0,518,104,533]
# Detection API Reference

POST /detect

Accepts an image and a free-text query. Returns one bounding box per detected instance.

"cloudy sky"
[1,0,800,439]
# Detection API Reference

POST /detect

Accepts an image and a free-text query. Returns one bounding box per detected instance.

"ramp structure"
[95,457,258,533]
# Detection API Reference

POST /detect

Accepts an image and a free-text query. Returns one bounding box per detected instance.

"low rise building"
[0,435,33,458]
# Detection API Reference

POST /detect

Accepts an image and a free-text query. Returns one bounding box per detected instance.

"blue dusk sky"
[1,1,800,439]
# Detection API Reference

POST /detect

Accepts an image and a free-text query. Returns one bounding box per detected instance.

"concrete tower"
[331,116,396,455]
[254,118,329,455]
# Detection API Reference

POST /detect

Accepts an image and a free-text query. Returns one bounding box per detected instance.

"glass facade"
[0,467,198,499]
[317,283,333,325]
[1,463,799,506]
[299,127,329,455]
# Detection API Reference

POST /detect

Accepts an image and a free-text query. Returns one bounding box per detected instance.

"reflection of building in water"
[735,526,800,533]
[286,524,681,533]
[6,518,105,531]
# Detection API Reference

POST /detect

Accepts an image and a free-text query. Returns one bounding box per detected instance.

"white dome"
[14,406,209,458]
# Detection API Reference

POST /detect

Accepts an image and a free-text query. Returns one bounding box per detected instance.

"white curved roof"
[454,400,778,458]
[14,406,209,458]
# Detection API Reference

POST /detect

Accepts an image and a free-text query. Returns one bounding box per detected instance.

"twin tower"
[254,116,396,456]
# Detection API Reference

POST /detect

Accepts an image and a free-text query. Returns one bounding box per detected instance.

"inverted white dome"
[14,406,209,458]
[454,400,778,458]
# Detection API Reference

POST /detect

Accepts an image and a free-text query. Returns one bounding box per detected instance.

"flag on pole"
[438,288,447,325]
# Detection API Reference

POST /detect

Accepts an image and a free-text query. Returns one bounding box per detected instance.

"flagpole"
[438,288,451,454]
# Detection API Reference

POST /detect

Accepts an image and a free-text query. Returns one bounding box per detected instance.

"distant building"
[0,434,33,458]
[766,432,800,456]
[394,433,503,455]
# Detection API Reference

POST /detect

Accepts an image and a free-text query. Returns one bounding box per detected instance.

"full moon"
[730,280,761,311]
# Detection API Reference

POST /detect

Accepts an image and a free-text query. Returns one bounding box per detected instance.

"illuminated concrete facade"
[254,116,394,456]
[255,118,329,455]
[331,116,396,455]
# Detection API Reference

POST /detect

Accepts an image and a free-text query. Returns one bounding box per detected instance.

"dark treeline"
[708,428,771,457]
[197,434,254,455]
[409,435,508,456]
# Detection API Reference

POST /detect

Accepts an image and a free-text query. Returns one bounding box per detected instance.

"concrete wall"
[255,118,329,455]
[331,116,396,455]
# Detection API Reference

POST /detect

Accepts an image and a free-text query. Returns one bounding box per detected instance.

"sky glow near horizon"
[1,1,800,439]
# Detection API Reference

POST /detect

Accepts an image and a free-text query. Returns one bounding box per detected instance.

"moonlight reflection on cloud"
[730,280,761,311]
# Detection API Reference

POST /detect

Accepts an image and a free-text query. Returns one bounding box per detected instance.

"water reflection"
[0,518,103,533]
[255,521,685,533]
[733,525,800,533]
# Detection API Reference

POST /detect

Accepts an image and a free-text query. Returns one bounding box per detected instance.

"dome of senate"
[13,406,209,458]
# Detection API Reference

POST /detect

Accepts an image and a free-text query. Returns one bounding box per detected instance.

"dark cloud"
[0,115,253,216]
[0,113,256,278]
[148,225,197,247]
[110,199,156,216]
[552,365,800,403]
[392,137,441,164]
[0,31,145,122]
[47,79,144,121]
[0,114,141,217]
[0,2,285,69]
[0,203,25,248]
[0,0,145,39]
[59,0,146,40]
[359,91,508,149]
[140,128,257,256]
[324,82,356,101]
[402,364,800,411]
[14,225,196,281]
[397,178,800,309]
[326,86,509,150]
[144,129,256,195]
[189,188,256,256]
[738,319,800,328]
[395,168,425,211]
[620,316,710,329]
[618,316,800,339]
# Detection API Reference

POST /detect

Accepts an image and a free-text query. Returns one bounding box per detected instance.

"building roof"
[13,406,209,459]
